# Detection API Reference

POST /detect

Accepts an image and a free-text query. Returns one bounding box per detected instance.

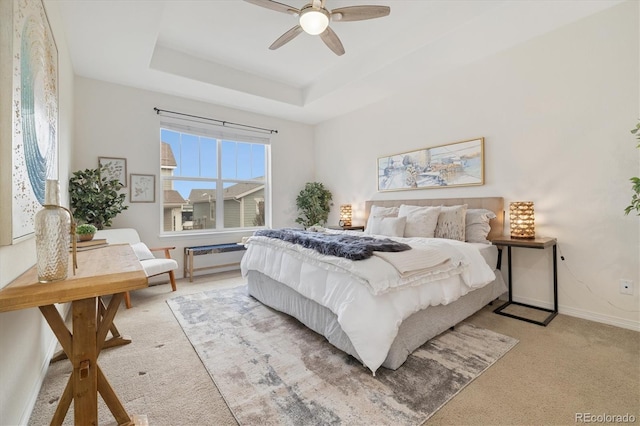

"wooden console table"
[0,244,148,425]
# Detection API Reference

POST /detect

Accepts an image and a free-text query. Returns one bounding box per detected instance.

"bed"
[241,197,506,374]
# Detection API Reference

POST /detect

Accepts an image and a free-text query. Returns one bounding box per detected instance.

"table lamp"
[510,201,535,239]
[339,204,352,227]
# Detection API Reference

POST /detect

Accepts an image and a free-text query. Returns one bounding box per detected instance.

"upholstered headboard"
[364,197,504,241]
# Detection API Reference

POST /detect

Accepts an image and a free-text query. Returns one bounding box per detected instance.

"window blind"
[157,113,272,145]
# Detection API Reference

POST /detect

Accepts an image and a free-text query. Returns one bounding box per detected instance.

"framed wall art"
[130,174,156,203]
[1,0,59,245]
[377,137,485,192]
[99,157,127,187]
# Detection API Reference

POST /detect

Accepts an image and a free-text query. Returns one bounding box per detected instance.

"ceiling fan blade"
[320,27,345,56]
[269,25,304,50]
[244,0,300,15]
[331,5,390,22]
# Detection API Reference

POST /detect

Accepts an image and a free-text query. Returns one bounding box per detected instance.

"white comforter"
[241,233,496,374]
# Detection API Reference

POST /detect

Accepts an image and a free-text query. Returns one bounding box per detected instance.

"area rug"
[167,286,518,426]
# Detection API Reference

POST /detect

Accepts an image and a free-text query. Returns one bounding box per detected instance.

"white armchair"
[94,228,178,308]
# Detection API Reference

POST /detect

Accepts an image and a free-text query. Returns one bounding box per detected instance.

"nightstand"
[491,236,558,326]
[328,226,365,231]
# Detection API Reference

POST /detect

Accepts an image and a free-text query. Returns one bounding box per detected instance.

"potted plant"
[69,164,128,230]
[295,182,333,228]
[624,121,640,216]
[76,224,97,241]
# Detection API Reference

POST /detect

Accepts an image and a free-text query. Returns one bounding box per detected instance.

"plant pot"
[78,233,95,242]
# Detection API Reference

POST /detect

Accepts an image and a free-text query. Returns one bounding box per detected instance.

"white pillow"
[465,223,492,243]
[398,205,441,238]
[365,205,399,235]
[376,216,407,237]
[435,205,468,241]
[466,209,497,225]
[131,242,155,261]
[465,209,496,243]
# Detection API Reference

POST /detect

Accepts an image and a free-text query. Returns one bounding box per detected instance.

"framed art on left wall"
[0,0,59,245]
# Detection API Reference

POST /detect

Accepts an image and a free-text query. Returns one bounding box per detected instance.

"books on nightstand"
[70,238,109,252]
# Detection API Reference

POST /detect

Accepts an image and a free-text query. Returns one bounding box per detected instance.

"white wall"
[315,1,640,330]
[73,77,315,273]
[0,2,75,424]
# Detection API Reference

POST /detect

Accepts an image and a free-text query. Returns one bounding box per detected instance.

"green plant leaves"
[295,182,333,228]
[76,224,97,234]
[69,164,128,229]
[632,122,640,148]
[625,122,640,216]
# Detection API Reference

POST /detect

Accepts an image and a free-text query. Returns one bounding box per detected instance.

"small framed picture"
[130,174,156,203]
[98,157,127,187]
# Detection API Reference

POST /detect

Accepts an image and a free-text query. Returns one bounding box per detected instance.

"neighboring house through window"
[159,117,270,234]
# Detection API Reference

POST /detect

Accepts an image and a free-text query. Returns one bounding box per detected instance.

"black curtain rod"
[154,107,278,134]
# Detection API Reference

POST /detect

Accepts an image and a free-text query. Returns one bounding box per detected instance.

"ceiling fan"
[244,0,391,56]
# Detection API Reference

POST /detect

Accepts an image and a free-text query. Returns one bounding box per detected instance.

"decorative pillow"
[465,223,492,243]
[435,204,468,241]
[376,216,407,237]
[398,204,441,238]
[131,242,155,261]
[365,205,399,235]
[465,209,496,243]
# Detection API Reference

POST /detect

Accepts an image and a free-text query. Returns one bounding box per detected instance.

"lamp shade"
[510,202,535,239]
[299,7,329,35]
[339,204,352,227]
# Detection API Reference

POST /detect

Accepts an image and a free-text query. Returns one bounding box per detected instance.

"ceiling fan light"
[299,8,329,35]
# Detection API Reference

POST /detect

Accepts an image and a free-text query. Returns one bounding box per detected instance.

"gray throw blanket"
[254,228,411,261]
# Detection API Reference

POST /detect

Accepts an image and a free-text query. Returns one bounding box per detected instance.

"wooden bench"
[183,243,247,282]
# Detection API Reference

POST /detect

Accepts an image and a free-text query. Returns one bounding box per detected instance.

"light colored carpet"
[27,271,640,425]
[167,286,518,426]
[27,273,245,426]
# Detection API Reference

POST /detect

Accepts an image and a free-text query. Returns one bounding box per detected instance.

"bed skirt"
[246,270,507,370]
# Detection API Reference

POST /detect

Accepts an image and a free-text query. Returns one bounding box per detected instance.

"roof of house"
[161,142,177,168]
[188,182,264,203]
[163,189,185,205]
[223,182,264,199]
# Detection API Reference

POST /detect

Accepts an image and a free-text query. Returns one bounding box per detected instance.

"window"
[159,119,270,234]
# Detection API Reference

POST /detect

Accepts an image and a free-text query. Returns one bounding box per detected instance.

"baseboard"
[512,295,640,332]
[559,305,640,332]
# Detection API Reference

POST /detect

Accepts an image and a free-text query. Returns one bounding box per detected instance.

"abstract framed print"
[378,138,484,192]
[1,0,59,245]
